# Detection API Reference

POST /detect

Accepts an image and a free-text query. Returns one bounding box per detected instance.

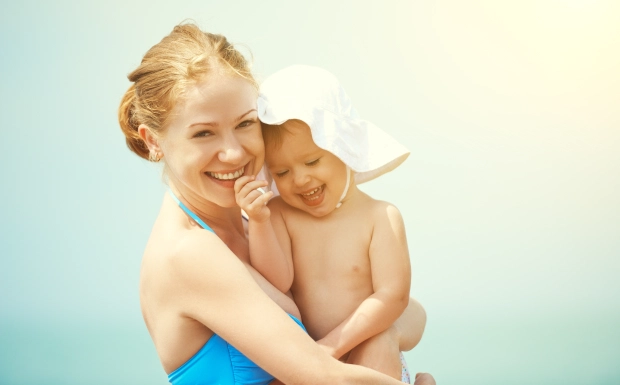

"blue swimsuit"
[167,191,306,385]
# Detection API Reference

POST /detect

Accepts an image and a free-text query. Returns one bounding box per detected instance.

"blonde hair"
[118,22,257,160]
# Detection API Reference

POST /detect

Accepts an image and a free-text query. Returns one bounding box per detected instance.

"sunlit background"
[1,1,618,384]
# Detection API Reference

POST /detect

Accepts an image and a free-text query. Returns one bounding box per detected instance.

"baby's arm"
[317,203,411,358]
[234,176,294,293]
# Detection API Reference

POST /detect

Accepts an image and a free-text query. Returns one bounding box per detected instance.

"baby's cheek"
[278,189,297,207]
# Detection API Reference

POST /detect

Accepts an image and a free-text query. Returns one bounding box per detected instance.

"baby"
[235,65,417,382]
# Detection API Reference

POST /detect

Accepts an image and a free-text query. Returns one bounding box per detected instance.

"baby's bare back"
[283,194,379,340]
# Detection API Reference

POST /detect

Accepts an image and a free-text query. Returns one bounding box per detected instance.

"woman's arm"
[316,203,411,358]
[235,176,294,292]
[168,228,410,385]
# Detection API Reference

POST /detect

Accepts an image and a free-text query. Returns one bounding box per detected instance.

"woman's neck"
[168,182,246,237]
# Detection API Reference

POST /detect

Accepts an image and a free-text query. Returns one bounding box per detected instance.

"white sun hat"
[257,65,410,184]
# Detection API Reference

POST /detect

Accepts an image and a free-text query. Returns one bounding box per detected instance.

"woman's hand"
[234,176,274,223]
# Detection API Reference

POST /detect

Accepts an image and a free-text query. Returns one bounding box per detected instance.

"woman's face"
[159,72,264,208]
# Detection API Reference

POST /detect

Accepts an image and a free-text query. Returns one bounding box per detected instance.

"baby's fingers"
[238,180,269,200]
[245,191,273,222]
[234,175,255,195]
[252,190,273,207]
[242,188,271,209]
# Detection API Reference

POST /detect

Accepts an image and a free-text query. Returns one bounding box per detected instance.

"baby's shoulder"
[356,198,408,245]
[361,195,403,218]
[355,197,406,232]
[266,196,305,224]
[266,195,290,214]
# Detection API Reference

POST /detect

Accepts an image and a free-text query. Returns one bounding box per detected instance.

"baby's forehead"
[280,119,311,133]
[264,120,317,151]
[264,121,342,160]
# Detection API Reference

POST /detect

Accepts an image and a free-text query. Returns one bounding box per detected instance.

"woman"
[119,22,434,385]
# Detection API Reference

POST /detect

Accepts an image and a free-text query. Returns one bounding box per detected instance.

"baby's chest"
[289,220,373,273]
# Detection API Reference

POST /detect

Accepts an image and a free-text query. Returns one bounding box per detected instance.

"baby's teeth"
[303,187,319,196]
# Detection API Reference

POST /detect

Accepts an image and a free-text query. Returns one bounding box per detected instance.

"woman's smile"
[206,165,246,187]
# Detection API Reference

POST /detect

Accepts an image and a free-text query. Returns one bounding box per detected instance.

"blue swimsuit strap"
[168,190,215,234]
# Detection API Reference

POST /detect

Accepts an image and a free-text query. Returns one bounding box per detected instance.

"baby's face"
[265,120,349,217]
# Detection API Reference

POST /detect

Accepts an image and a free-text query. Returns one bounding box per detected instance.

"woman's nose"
[218,134,244,163]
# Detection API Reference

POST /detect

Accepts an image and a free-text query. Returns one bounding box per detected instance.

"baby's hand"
[234,176,274,223]
[315,338,339,359]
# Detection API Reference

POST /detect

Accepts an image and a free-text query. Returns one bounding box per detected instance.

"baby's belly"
[292,279,373,340]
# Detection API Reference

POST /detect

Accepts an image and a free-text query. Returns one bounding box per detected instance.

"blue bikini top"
[167,190,305,385]
[168,190,216,233]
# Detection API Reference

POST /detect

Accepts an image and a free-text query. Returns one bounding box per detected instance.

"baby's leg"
[414,373,436,385]
[346,326,402,380]
[347,297,428,382]
[398,297,435,385]
[395,297,427,351]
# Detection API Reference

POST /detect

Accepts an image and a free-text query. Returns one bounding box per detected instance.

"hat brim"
[259,97,410,184]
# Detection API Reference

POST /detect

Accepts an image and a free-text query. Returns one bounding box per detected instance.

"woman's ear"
[138,124,161,154]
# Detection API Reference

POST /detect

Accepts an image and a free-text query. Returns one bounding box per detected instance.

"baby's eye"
[237,119,257,129]
[305,158,321,166]
[275,170,289,178]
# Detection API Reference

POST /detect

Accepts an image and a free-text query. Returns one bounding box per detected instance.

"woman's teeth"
[208,167,244,180]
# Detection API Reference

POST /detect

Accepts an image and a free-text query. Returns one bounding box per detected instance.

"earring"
[149,151,162,162]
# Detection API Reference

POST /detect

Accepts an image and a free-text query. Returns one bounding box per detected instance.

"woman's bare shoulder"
[141,204,236,292]
[165,226,235,282]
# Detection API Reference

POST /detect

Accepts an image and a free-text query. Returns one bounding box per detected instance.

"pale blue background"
[1,1,619,384]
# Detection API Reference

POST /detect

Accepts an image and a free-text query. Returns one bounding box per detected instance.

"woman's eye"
[275,170,289,178]
[305,158,321,166]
